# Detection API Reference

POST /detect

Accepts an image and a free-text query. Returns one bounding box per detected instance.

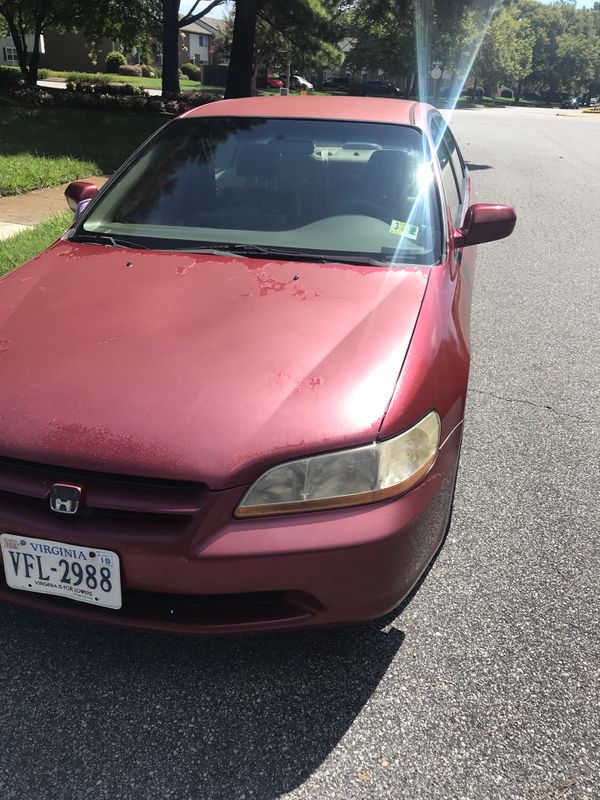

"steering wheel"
[332,198,390,221]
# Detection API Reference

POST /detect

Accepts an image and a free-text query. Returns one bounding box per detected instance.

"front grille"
[0,456,206,537]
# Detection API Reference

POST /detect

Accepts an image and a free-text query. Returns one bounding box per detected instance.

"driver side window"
[431,118,465,227]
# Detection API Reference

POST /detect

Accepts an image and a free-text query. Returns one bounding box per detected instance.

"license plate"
[1,534,122,610]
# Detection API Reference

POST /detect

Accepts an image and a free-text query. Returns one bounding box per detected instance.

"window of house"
[3,46,19,64]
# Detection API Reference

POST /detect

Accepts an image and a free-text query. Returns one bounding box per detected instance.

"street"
[0,107,598,800]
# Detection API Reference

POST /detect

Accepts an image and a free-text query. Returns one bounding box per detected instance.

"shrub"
[500,88,514,99]
[141,64,156,78]
[146,95,165,112]
[181,62,202,81]
[118,64,143,77]
[0,66,22,90]
[105,51,126,73]
[10,85,51,106]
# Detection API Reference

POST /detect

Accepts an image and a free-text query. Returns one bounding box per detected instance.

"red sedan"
[0,97,515,634]
[266,77,284,88]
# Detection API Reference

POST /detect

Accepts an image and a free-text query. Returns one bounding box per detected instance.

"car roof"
[183,96,434,129]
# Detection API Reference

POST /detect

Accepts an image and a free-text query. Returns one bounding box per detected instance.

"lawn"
[0,106,164,196]
[0,212,72,278]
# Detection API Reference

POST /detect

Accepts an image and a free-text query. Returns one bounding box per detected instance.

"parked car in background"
[560,97,579,109]
[266,77,284,89]
[360,79,401,97]
[290,75,313,90]
[321,76,350,92]
[0,96,516,635]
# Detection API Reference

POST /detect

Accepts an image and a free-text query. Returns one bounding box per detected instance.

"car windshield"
[80,116,442,266]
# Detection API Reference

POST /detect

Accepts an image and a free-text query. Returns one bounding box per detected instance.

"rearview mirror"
[64,181,99,213]
[454,203,516,248]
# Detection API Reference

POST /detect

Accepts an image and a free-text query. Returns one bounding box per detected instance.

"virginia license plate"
[1,534,122,610]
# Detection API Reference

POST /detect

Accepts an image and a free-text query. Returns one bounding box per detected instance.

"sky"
[180,1,228,19]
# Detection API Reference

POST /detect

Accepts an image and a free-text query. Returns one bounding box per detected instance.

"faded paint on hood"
[0,242,429,488]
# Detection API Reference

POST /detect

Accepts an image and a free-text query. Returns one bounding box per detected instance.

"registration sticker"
[1,533,122,610]
[389,220,419,239]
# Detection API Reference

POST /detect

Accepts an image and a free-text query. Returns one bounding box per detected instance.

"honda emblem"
[49,484,83,514]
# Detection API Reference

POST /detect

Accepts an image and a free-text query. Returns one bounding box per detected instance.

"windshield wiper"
[183,243,392,266]
[185,243,329,262]
[69,233,149,250]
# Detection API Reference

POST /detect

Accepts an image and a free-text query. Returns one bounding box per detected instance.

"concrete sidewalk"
[0,176,107,241]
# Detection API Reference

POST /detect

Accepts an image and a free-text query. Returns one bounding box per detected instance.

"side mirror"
[64,181,99,213]
[454,203,516,248]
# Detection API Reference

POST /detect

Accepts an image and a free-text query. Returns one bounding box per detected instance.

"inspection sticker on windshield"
[389,220,419,239]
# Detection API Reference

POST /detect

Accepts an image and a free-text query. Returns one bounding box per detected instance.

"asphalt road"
[0,107,598,800]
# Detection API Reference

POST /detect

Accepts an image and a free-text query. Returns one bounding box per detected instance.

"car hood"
[0,242,429,488]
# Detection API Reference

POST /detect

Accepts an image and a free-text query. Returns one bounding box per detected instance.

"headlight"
[235,411,440,518]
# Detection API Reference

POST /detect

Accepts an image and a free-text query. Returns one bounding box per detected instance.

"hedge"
[2,80,221,116]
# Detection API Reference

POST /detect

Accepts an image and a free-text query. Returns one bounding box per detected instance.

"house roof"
[203,16,228,36]
[180,19,218,36]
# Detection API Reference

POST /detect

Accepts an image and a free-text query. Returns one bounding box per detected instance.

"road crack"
[469,389,596,424]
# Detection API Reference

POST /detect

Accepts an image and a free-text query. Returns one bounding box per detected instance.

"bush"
[105,51,126,73]
[181,62,202,81]
[146,95,165,112]
[500,88,514,99]
[141,64,156,78]
[65,79,147,97]
[117,64,143,77]
[0,66,22,90]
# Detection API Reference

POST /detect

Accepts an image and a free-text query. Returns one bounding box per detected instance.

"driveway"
[0,106,598,800]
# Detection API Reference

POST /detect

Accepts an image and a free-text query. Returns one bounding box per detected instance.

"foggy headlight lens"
[235,411,440,518]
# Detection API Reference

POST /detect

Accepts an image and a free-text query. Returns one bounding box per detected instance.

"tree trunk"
[161,0,181,97]
[225,0,260,99]
[514,79,522,106]
[27,20,44,86]
[471,76,478,102]
[433,64,445,100]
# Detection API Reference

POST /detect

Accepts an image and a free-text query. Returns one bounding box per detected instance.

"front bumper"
[0,425,462,634]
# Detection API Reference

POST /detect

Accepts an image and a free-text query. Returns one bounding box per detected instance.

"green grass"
[0,212,72,277]
[0,106,164,196]
[43,69,223,92]
[0,153,98,196]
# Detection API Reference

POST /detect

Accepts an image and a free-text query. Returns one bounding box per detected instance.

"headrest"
[269,139,314,156]
[366,149,416,178]
[236,143,278,179]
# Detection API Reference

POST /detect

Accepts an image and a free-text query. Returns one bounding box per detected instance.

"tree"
[221,0,344,94]
[343,0,416,83]
[161,0,226,95]
[224,0,344,98]
[472,2,534,99]
[0,0,71,84]
[77,0,226,96]
[554,7,600,95]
